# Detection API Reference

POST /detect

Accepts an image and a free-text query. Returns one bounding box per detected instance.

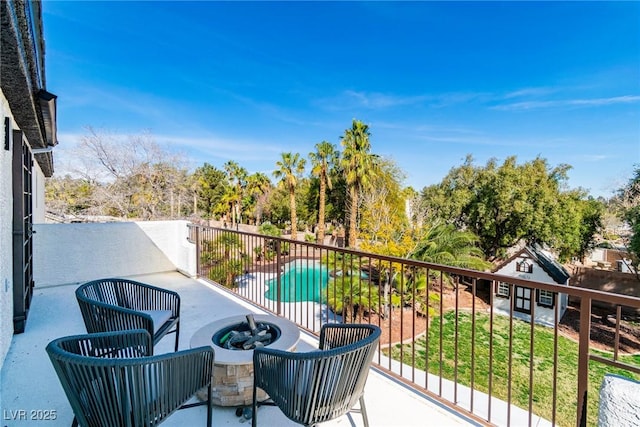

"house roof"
[493,244,570,285]
[1,0,57,176]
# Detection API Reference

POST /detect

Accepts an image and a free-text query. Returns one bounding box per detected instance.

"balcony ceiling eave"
[0,0,55,176]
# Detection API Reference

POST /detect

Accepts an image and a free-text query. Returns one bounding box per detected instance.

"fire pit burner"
[191,314,300,407]
[212,314,281,350]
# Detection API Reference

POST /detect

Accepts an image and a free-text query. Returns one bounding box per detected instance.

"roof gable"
[493,244,570,284]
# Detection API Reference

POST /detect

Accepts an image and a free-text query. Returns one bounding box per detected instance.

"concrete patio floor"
[1,271,476,427]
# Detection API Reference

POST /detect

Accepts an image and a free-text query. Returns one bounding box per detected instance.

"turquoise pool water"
[265,261,329,303]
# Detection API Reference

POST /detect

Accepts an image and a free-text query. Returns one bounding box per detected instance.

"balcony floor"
[1,271,476,426]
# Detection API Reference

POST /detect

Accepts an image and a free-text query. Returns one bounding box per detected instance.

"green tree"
[409,222,490,271]
[45,175,95,216]
[223,160,248,227]
[206,232,245,288]
[327,275,379,323]
[309,141,339,243]
[273,152,306,240]
[359,158,408,250]
[341,119,377,248]
[193,163,228,219]
[551,191,604,261]
[421,156,583,260]
[245,172,272,225]
[617,166,640,276]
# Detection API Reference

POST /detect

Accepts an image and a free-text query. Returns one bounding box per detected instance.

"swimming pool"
[265,261,329,303]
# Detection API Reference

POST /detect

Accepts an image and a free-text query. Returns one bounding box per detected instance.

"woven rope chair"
[252,323,381,427]
[76,278,180,352]
[46,329,214,427]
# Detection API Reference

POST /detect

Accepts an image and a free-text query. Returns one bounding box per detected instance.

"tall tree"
[193,163,228,219]
[245,172,272,225]
[273,152,306,240]
[45,175,95,216]
[309,141,338,242]
[551,191,604,261]
[67,127,188,219]
[223,161,247,227]
[359,158,409,251]
[616,166,640,276]
[420,156,582,260]
[340,119,377,248]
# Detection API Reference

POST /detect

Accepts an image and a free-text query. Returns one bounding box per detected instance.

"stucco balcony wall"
[33,220,196,287]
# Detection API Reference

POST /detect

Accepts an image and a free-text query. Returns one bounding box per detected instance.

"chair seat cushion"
[140,310,173,333]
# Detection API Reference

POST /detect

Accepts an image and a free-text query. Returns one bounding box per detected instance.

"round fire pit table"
[190,314,300,407]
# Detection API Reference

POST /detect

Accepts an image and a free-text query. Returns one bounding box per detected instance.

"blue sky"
[43,1,639,198]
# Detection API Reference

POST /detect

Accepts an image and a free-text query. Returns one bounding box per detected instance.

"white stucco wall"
[493,256,568,327]
[33,220,196,287]
[32,162,46,223]
[599,374,640,426]
[0,91,15,368]
[135,220,196,277]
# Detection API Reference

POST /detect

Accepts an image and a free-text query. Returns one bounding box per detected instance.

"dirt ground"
[557,305,640,354]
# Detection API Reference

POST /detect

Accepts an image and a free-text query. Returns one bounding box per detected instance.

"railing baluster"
[614,304,622,362]
[454,275,459,405]
[528,295,535,427]
[470,277,476,414]
[187,224,640,427]
[195,225,200,278]
[399,262,405,378]
[425,267,430,393]
[488,279,494,424]
[439,270,444,397]
[508,283,514,427]
[576,296,592,427]
[276,240,282,316]
[552,292,559,427]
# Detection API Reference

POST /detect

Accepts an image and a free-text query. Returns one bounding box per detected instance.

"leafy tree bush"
[419,155,602,261]
[616,166,640,277]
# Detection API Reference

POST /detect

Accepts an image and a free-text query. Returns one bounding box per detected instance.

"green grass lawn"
[385,311,640,427]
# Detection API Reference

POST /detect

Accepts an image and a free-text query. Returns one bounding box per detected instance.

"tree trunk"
[348,185,358,247]
[193,193,197,216]
[317,179,326,243]
[290,188,297,240]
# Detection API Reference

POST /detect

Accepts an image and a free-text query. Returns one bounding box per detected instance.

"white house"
[1,0,58,363]
[492,245,570,326]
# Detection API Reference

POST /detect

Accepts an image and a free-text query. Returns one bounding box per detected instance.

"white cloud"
[579,154,610,162]
[315,90,430,111]
[492,95,640,111]
[503,87,556,99]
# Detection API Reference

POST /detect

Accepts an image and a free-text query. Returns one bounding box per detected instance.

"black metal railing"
[188,224,640,427]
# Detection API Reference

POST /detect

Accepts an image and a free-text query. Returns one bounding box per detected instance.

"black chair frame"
[252,323,381,427]
[46,329,214,427]
[76,278,180,352]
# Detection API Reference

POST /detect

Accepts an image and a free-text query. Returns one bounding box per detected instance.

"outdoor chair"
[76,278,180,352]
[251,323,381,427]
[46,329,214,427]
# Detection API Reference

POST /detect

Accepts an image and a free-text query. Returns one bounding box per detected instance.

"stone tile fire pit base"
[190,314,300,407]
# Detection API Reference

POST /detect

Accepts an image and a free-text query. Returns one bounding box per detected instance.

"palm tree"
[223,161,247,227]
[340,119,376,248]
[273,152,306,240]
[328,274,380,323]
[208,232,244,288]
[309,141,338,243]
[408,222,490,271]
[246,172,272,225]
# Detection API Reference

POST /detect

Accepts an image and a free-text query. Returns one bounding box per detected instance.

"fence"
[188,224,640,427]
